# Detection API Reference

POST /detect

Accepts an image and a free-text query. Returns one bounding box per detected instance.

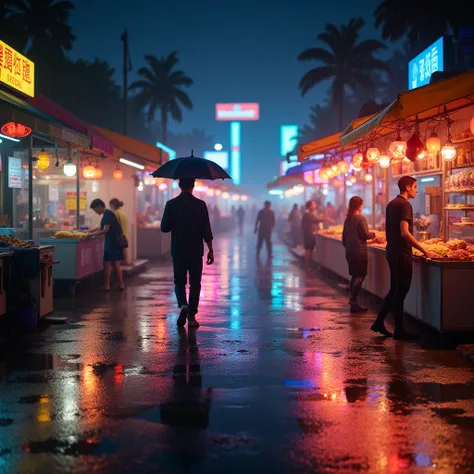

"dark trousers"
[173,256,203,315]
[257,232,272,256]
[375,250,413,332]
[349,276,365,304]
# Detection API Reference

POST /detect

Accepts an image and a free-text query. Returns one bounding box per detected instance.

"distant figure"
[161,178,214,328]
[342,196,375,313]
[110,198,128,264]
[236,206,245,235]
[288,204,302,248]
[255,201,275,258]
[302,200,325,267]
[212,205,221,233]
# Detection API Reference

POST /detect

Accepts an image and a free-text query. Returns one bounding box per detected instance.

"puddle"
[22,437,104,456]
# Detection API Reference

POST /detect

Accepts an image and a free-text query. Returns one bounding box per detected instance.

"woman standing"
[89,199,125,291]
[302,200,325,267]
[342,196,375,313]
[110,198,129,263]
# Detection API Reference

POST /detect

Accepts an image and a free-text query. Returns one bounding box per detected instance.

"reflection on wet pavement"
[1,234,474,473]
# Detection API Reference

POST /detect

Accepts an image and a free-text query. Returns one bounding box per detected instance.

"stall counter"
[0,251,13,317]
[313,233,474,332]
[137,226,171,259]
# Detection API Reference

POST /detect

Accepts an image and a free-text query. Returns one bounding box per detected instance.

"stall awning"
[340,70,474,146]
[286,159,321,176]
[0,88,91,148]
[298,115,375,162]
[28,94,116,155]
[267,174,304,190]
[95,127,169,168]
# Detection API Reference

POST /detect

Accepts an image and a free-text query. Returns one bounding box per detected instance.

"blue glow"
[284,380,316,388]
[280,125,298,156]
[230,122,241,185]
[408,37,444,90]
[155,141,177,160]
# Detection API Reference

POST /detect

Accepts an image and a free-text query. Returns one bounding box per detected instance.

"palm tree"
[129,52,193,143]
[6,0,75,59]
[298,18,389,130]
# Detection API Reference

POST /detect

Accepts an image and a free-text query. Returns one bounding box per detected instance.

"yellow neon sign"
[0,40,35,97]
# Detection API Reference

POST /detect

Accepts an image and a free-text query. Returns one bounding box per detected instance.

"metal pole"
[371,172,376,229]
[442,156,447,241]
[76,151,80,230]
[28,135,34,240]
[121,28,128,136]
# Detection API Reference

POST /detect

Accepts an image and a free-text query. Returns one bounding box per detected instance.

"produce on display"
[53,231,89,239]
[0,235,35,248]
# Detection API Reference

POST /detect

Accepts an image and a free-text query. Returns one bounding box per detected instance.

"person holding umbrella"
[155,151,230,328]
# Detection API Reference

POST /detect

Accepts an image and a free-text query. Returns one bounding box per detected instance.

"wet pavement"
[1,233,474,473]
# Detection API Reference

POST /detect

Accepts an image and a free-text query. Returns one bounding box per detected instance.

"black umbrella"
[151,150,231,180]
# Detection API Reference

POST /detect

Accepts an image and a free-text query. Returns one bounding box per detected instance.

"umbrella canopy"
[151,150,231,180]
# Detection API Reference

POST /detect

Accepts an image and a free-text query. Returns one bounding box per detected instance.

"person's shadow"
[160,327,213,429]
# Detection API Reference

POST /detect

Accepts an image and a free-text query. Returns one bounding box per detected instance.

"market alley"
[1,234,474,474]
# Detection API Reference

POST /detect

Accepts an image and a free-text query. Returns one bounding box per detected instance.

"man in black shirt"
[161,178,214,328]
[255,201,276,258]
[371,176,437,340]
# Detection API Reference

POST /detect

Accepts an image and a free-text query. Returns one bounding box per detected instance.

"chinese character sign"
[408,37,444,90]
[0,40,35,97]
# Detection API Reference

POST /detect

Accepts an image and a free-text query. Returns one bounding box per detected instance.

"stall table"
[137,226,170,259]
[313,233,474,332]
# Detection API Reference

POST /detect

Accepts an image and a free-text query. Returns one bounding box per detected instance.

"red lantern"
[405,133,425,162]
[360,152,371,170]
[94,167,103,179]
[113,169,123,180]
[1,122,32,138]
[83,165,96,179]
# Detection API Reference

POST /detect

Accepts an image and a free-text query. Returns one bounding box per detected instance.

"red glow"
[1,121,32,138]
[113,169,123,180]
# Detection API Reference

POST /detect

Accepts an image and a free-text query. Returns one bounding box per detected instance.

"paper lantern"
[349,175,357,184]
[36,150,50,171]
[326,167,335,179]
[113,168,123,180]
[441,140,457,161]
[365,173,373,183]
[337,159,349,174]
[333,178,342,188]
[389,136,407,159]
[366,147,381,164]
[351,152,363,168]
[63,158,77,177]
[426,132,441,154]
[319,167,329,180]
[379,154,391,168]
[83,165,96,179]
[406,133,425,162]
[94,167,103,179]
[1,121,32,138]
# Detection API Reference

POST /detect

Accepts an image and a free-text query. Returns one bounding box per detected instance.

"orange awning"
[95,127,169,168]
[298,114,375,162]
[340,70,474,146]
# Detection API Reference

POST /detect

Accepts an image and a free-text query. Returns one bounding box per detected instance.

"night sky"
[70,0,384,193]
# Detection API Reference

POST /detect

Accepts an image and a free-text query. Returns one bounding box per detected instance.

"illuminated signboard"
[0,40,35,97]
[281,125,298,156]
[204,150,229,169]
[408,37,443,90]
[216,103,259,121]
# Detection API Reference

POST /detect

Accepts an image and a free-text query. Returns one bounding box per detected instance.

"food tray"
[453,222,474,227]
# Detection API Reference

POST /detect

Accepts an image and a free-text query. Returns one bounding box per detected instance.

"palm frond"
[299,66,335,96]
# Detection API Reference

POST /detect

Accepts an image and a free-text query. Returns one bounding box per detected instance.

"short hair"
[264,200,271,207]
[90,198,106,209]
[179,178,195,191]
[305,200,315,210]
[398,176,417,193]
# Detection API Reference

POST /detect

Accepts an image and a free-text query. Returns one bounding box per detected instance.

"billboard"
[216,103,259,121]
[280,125,298,157]
[408,36,443,90]
[203,150,229,169]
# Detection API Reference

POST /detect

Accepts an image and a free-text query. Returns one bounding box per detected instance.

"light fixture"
[119,158,145,170]
[406,131,425,162]
[1,122,32,138]
[366,147,381,164]
[349,174,357,184]
[215,189,222,196]
[222,192,230,199]
[351,152,363,168]
[83,165,96,179]
[241,195,248,201]
[269,189,283,195]
[319,167,329,180]
[365,172,373,183]
[36,149,50,171]
[337,159,349,174]
[159,183,168,191]
[214,143,223,151]
[441,139,457,161]
[113,168,123,180]
[326,167,335,179]
[63,157,77,177]
[417,149,427,160]
[94,166,103,179]
[137,180,144,191]
[232,194,240,201]
[379,154,391,168]
[143,174,155,186]
[333,178,342,188]
[0,133,21,142]
[389,135,407,159]
[426,131,441,154]
[470,116,474,136]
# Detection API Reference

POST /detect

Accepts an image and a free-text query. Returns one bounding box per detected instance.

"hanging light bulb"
[426,131,441,154]
[365,172,373,183]
[417,149,427,160]
[83,165,96,179]
[326,167,335,179]
[94,167,103,179]
[350,174,357,184]
[113,168,123,180]
[389,135,407,159]
[63,157,77,177]
[337,159,349,174]
[379,154,391,168]
[441,139,457,161]
[351,152,363,168]
[319,167,329,180]
[366,147,381,164]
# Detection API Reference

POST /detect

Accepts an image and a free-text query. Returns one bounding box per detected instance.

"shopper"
[89,199,125,291]
[288,204,302,248]
[236,206,245,235]
[342,196,375,313]
[302,200,325,267]
[371,176,437,339]
[255,201,276,258]
[161,178,214,328]
[110,198,128,263]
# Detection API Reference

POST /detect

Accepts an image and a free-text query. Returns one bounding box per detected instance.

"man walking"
[371,176,436,340]
[161,178,214,328]
[255,201,275,258]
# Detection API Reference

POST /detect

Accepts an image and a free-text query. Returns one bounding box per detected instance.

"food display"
[53,231,89,239]
[445,170,474,193]
[368,231,386,248]
[324,225,344,236]
[0,235,35,249]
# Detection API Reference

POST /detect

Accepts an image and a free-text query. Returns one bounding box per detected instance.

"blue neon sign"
[280,125,298,157]
[230,121,241,185]
[155,141,176,160]
[408,37,444,90]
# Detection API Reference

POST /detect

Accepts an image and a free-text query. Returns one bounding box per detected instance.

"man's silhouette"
[255,201,275,258]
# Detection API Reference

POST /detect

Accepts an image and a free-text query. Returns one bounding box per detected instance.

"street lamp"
[214,143,223,151]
